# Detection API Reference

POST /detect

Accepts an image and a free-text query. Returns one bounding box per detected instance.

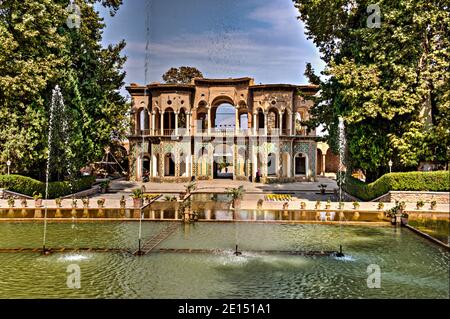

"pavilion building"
[126,77,333,183]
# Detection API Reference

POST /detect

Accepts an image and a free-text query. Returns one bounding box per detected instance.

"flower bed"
[264,194,293,202]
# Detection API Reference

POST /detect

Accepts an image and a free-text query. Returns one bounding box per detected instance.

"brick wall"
[325,150,340,173]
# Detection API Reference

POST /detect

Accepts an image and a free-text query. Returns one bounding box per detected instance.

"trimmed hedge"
[0,174,96,199]
[343,171,450,201]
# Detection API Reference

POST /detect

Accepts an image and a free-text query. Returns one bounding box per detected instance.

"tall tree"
[162,66,203,84]
[293,0,449,181]
[304,62,321,85]
[0,0,127,180]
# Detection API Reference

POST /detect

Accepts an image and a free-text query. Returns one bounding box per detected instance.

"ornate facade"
[126,77,320,183]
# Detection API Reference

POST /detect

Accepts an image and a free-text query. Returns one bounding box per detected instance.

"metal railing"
[132,127,315,137]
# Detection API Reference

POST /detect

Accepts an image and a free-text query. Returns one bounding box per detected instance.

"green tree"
[293,0,449,181]
[304,62,321,85]
[162,66,203,84]
[0,0,127,181]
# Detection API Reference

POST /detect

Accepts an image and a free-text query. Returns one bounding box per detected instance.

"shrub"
[0,174,95,199]
[343,171,449,201]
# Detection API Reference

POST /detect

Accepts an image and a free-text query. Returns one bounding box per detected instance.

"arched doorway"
[212,102,236,132]
[267,153,277,176]
[294,153,308,176]
[142,156,150,174]
[163,107,176,135]
[257,109,265,132]
[164,153,175,176]
[137,107,149,134]
[213,143,233,179]
[179,108,187,134]
[179,152,187,177]
[153,109,161,135]
[267,108,279,135]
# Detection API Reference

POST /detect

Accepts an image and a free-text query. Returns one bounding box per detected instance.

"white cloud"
[122,0,324,86]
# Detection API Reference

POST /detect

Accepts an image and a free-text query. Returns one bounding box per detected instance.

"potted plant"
[352,201,360,210]
[283,202,289,210]
[338,201,344,210]
[315,200,321,209]
[163,195,177,202]
[55,197,62,208]
[20,198,27,208]
[71,197,78,208]
[318,184,327,195]
[82,197,90,208]
[416,200,424,210]
[33,192,43,207]
[226,185,245,209]
[97,198,105,208]
[7,196,15,208]
[377,202,384,210]
[325,199,331,210]
[131,189,143,208]
[430,200,437,210]
[300,201,307,210]
[100,180,110,193]
[120,195,126,209]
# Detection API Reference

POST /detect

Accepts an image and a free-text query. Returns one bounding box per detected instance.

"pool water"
[0,222,448,298]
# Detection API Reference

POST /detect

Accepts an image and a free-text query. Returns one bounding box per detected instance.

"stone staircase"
[134,223,179,255]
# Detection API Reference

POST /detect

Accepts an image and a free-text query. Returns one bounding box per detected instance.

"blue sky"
[97,0,325,95]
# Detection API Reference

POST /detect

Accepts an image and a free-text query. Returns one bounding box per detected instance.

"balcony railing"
[133,127,314,137]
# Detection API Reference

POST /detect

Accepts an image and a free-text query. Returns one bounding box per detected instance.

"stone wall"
[325,150,340,173]
[374,191,449,204]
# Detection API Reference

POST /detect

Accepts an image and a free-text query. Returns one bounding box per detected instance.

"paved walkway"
[109,177,338,194]
[1,177,449,212]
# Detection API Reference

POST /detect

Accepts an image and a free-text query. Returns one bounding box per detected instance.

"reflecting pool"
[0,222,448,298]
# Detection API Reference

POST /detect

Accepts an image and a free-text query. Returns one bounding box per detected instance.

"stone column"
[207,107,211,135]
[287,155,292,178]
[151,112,156,136]
[253,113,257,136]
[322,154,326,176]
[159,152,164,177]
[175,111,179,136]
[160,111,164,136]
[235,109,239,135]
[186,112,191,135]
[289,111,293,136]
[264,112,268,135]
[278,112,283,136]
[252,146,257,182]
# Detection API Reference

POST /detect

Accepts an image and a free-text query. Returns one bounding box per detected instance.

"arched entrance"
[179,152,187,177]
[211,96,236,133]
[163,107,176,135]
[142,156,150,174]
[267,152,277,176]
[213,143,233,179]
[294,153,308,176]
[164,153,175,176]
